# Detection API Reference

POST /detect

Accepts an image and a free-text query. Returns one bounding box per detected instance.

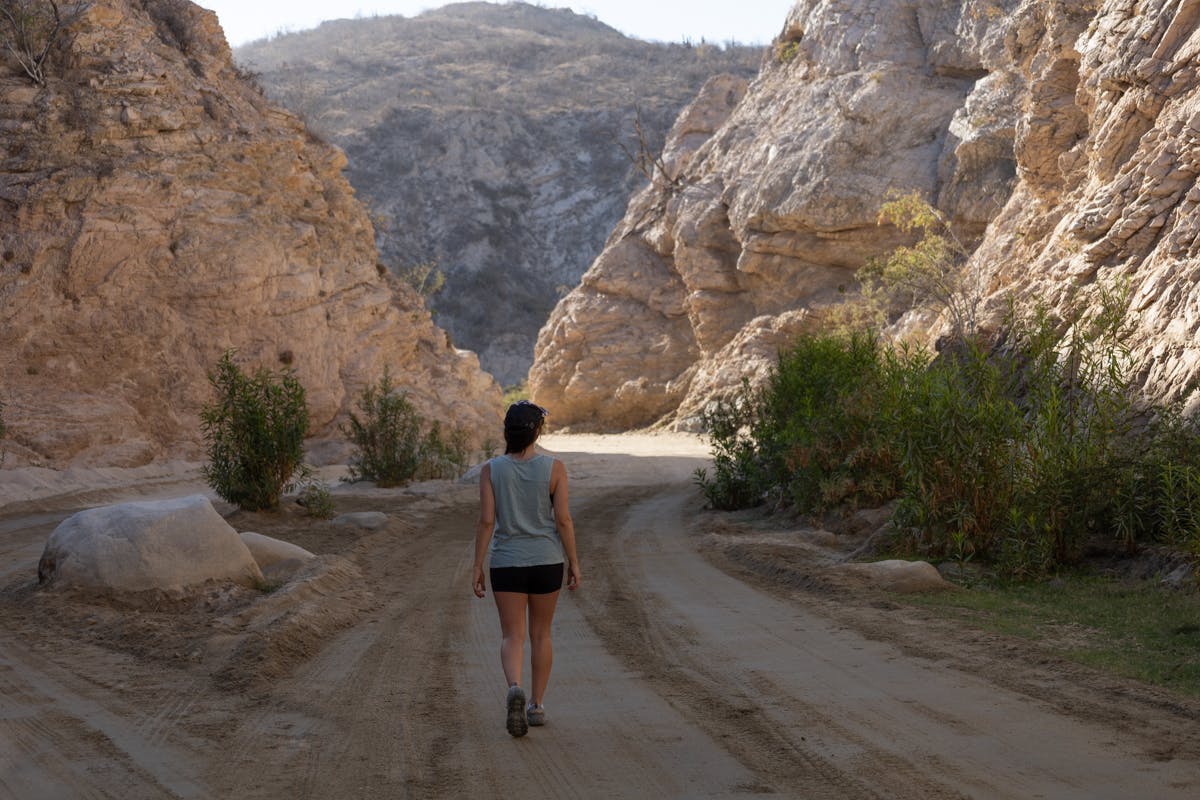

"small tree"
[201,350,309,512]
[859,191,981,342]
[397,261,445,297]
[0,1,91,85]
[344,370,422,487]
[343,369,468,486]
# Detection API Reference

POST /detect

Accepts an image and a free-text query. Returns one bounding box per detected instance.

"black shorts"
[490,563,564,595]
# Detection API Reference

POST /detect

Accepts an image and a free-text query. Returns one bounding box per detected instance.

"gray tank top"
[488,454,564,568]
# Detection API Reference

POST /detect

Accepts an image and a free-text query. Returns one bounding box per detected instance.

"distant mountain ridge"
[236,2,765,384]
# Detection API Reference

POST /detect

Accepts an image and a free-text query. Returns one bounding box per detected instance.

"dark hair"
[503,400,548,454]
[504,418,543,454]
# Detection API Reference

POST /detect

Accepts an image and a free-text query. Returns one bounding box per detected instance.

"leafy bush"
[774,40,800,64]
[396,261,445,297]
[201,351,309,512]
[697,333,920,513]
[502,381,530,407]
[693,386,764,511]
[697,295,1200,577]
[343,370,469,486]
[295,477,336,519]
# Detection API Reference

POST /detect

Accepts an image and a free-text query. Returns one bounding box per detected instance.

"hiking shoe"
[526,701,546,727]
[505,685,528,737]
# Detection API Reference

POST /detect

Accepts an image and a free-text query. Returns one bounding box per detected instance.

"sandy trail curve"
[1,433,1198,798]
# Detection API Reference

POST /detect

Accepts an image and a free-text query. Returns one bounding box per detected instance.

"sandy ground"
[1,433,1199,798]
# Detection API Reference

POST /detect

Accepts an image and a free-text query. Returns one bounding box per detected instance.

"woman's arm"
[473,463,495,598]
[550,458,581,590]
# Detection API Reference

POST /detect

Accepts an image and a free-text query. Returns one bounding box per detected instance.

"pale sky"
[194,1,796,47]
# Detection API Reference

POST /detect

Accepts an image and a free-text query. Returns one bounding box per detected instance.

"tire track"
[212,504,475,800]
[0,638,208,799]
[585,481,1200,799]
[575,489,909,798]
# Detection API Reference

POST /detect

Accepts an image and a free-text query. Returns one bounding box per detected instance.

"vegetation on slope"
[698,196,1200,581]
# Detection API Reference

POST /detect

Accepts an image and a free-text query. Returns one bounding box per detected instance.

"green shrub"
[417,420,470,480]
[694,385,765,510]
[201,351,309,512]
[502,381,530,407]
[295,477,336,519]
[698,298,1200,577]
[396,261,445,297]
[858,191,980,340]
[774,40,800,64]
[696,332,922,513]
[343,370,469,486]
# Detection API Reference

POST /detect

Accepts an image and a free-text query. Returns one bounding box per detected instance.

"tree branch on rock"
[618,105,683,195]
[0,0,91,85]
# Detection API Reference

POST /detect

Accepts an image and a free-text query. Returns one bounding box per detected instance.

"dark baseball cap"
[504,400,549,430]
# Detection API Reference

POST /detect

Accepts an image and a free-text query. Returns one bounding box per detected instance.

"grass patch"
[905,574,1200,696]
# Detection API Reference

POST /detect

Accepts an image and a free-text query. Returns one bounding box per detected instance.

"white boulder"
[836,559,953,593]
[239,531,315,580]
[38,495,264,594]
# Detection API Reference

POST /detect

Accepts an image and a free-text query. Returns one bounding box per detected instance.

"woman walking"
[473,400,581,737]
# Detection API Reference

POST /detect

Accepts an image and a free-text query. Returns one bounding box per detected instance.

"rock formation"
[534,0,1200,430]
[38,495,263,594]
[239,531,315,581]
[531,0,1022,429]
[969,0,1200,412]
[0,0,501,468]
[236,3,764,385]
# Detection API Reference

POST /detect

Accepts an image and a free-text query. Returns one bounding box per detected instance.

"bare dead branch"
[617,105,684,195]
[0,1,90,85]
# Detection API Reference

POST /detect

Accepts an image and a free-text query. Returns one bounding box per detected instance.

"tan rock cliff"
[531,0,1021,429]
[969,0,1200,413]
[0,0,501,467]
[534,0,1200,430]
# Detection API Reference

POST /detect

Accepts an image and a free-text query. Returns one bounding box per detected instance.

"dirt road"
[2,434,1198,798]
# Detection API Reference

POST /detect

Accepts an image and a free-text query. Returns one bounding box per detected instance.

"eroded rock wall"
[969,0,1200,411]
[531,0,1024,429]
[0,0,501,467]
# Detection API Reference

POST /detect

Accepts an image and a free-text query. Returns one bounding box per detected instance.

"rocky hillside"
[531,0,1200,430]
[236,3,764,385]
[0,0,500,468]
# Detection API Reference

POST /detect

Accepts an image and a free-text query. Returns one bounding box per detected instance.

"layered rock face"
[236,3,764,386]
[535,0,1200,430]
[531,0,1021,429]
[969,0,1200,411]
[0,0,500,467]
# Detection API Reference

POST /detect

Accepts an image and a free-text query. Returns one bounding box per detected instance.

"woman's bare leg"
[494,591,528,687]
[527,591,560,705]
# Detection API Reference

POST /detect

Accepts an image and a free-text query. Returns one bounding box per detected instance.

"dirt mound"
[210,555,375,689]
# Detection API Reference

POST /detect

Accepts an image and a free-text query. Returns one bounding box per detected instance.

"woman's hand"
[472,565,486,598]
[567,560,581,591]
